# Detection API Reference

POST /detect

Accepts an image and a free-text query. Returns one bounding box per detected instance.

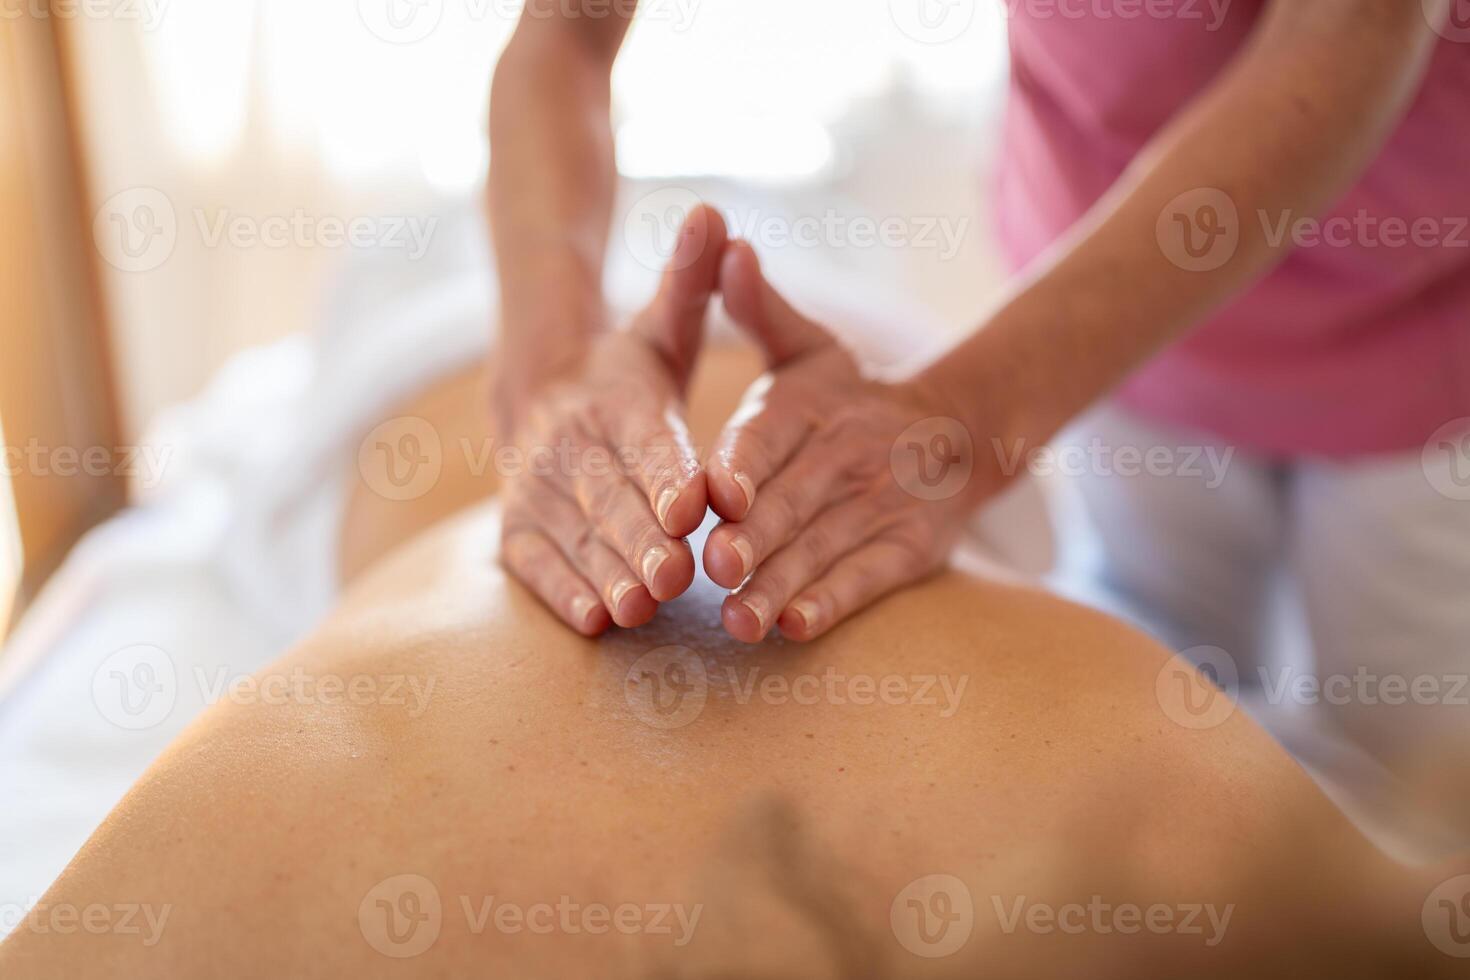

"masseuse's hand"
[498,206,728,636]
[704,241,991,643]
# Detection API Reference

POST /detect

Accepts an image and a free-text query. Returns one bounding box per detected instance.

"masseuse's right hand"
[497,206,729,635]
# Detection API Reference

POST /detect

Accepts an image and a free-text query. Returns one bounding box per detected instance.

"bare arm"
[486,5,729,637]
[488,4,632,413]
[923,0,1450,453]
[701,0,1453,642]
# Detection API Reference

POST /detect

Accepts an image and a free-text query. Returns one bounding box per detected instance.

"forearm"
[923,0,1444,465]
[488,25,621,391]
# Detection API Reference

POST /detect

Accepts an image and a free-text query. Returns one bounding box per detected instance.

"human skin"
[488,0,1453,640]
[1,349,1465,980]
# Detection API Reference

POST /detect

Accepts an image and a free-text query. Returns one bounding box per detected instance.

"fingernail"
[730,536,754,580]
[733,471,756,512]
[655,487,679,530]
[610,579,638,614]
[571,595,598,629]
[789,598,820,632]
[741,593,770,631]
[642,547,669,588]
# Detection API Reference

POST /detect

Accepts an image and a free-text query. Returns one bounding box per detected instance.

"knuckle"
[799,526,834,571]
[636,433,680,485]
[580,476,622,527]
[755,568,791,602]
[760,481,802,538]
[739,424,781,476]
[820,406,869,444]
[639,525,672,559]
[885,524,937,574]
[499,531,534,570]
[569,524,600,563]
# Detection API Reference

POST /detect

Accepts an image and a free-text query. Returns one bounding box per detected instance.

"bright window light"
[134,0,1006,191]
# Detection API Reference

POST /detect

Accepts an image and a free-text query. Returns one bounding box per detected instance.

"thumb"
[636,203,729,382]
[717,239,832,368]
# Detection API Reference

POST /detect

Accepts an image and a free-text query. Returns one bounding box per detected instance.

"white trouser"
[1056,401,1470,859]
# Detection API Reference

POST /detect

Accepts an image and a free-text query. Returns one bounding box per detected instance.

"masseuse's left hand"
[703,241,999,643]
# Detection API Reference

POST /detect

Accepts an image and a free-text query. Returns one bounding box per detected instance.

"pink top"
[995,2,1470,457]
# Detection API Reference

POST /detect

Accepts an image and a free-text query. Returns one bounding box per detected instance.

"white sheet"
[0,187,1054,932]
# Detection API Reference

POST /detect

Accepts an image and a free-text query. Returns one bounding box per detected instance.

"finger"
[718,239,832,368]
[714,494,886,642]
[596,399,707,538]
[608,204,726,537]
[634,203,730,383]
[702,442,858,589]
[519,488,660,629]
[771,539,932,643]
[569,460,696,603]
[705,380,813,523]
[501,528,612,637]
